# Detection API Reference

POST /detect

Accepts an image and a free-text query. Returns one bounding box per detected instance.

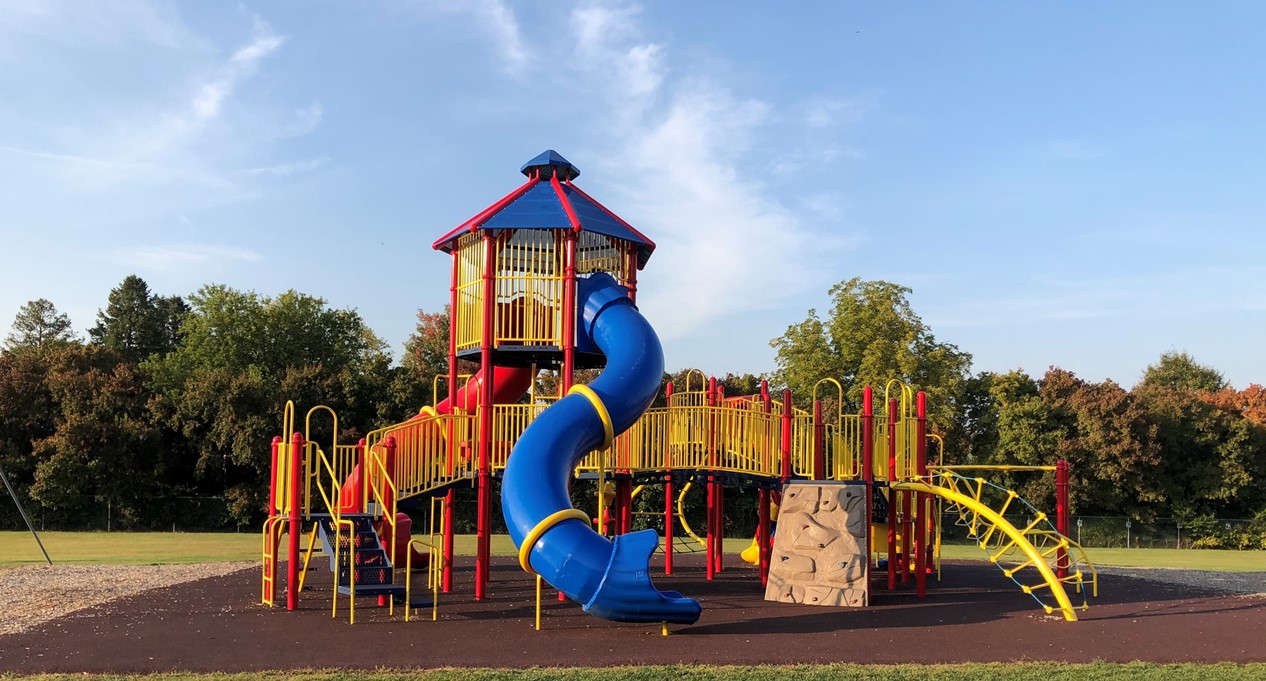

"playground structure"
[260,151,1097,626]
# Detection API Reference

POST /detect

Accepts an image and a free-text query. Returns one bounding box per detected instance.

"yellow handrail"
[405,537,440,622]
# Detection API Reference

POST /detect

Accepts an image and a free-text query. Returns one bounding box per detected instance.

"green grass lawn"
[3,663,1266,681]
[938,543,1266,572]
[2,531,1263,571]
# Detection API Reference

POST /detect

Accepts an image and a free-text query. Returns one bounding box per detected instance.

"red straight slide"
[337,365,536,560]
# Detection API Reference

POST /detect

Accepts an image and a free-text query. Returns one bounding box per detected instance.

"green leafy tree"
[27,345,167,525]
[89,275,187,362]
[1135,382,1266,519]
[1139,351,1228,393]
[4,299,77,350]
[0,350,59,523]
[954,372,999,464]
[771,277,972,431]
[145,285,392,524]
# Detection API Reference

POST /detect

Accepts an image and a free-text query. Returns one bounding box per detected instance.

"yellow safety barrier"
[405,537,440,622]
[260,516,286,606]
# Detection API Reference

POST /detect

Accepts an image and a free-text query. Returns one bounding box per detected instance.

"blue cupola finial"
[520,149,579,181]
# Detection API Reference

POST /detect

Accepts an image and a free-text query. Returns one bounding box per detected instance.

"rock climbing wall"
[764,481,868,607]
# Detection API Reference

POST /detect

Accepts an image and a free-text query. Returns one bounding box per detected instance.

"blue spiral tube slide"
[500,273,702,624]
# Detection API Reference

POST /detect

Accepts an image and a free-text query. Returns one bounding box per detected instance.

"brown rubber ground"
[2,555,1263,672]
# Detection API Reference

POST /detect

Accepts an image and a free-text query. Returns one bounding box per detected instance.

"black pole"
[0,460,52,565]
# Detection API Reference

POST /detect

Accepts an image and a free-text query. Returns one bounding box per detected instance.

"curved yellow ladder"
[892,479,1081,621]
[674,482,708,551]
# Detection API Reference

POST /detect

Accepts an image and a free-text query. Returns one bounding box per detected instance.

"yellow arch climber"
[891,479,1081,622]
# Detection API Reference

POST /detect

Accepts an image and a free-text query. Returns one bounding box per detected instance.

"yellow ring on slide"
[518,508,592,574]
[418,405,439,418]
[567,384,614,450]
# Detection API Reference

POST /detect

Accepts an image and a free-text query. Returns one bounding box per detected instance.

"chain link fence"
[0,495,243,532]
[937,513,1263,550]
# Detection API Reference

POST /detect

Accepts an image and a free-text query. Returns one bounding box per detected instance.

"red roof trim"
[431,176,540,251]
[550,173,584,232]
[565,183,656,249]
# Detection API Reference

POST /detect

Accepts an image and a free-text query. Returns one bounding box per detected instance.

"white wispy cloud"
[408,0,529,74]
[108,243,264,271]
[930,265,1266,329]
[0,0,203,49]
[803,95,874,129]
[563,2,854,339]
[242,157,328,176]
[3,12,315,200]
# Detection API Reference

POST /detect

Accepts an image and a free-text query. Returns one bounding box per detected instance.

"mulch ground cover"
[2,555,1264,673]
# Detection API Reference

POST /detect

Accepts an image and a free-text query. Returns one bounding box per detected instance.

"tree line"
[771,278,1266,549]
[0,275,435,529]
[2,274,1264,548]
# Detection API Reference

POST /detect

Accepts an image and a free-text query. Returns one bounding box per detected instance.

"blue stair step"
[336,583,406,597]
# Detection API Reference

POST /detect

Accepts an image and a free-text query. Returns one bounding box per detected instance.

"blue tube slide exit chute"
[500,273,702,624]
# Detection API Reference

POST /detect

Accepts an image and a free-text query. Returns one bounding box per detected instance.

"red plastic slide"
[337,366,536,565]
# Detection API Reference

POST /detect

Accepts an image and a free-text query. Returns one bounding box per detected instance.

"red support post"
[759,380,773,585]
[443,488,455,592]
[475,235,496,600]
[813,400,825,480]
[780,390,793,486]
[383,437,397,540]
[887,398,898,591]
[355,438,367,514]
[715,482,725,574]
[559,230,577,604]
[618,479,633,535]
[757,487,771,586]
[444,250,459,593]
[379,436,398,607]
[861,387,874,589]
[915,392,928,598]
[1056,459,1070,579]
[664,381,674,575]
[705,476,715,581]
[562,231,577,390]
[286,431,304,611]
[705,377,718,580]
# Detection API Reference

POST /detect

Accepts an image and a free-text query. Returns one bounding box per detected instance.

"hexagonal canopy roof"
[432,150,655,268]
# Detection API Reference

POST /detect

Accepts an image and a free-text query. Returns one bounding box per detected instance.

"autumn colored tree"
[382,306,453,420]
[1039,368,1163,519]
[1202,384,1266,426]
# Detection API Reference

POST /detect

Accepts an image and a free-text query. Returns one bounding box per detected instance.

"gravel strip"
[1096,566,1266,596]
[0,562,254,635]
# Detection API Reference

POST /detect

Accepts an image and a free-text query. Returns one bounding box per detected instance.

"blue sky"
[2,2,1264,389]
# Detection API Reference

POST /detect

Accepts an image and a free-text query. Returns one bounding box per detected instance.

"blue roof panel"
[560,186,652,248]
[482,182,572,230]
